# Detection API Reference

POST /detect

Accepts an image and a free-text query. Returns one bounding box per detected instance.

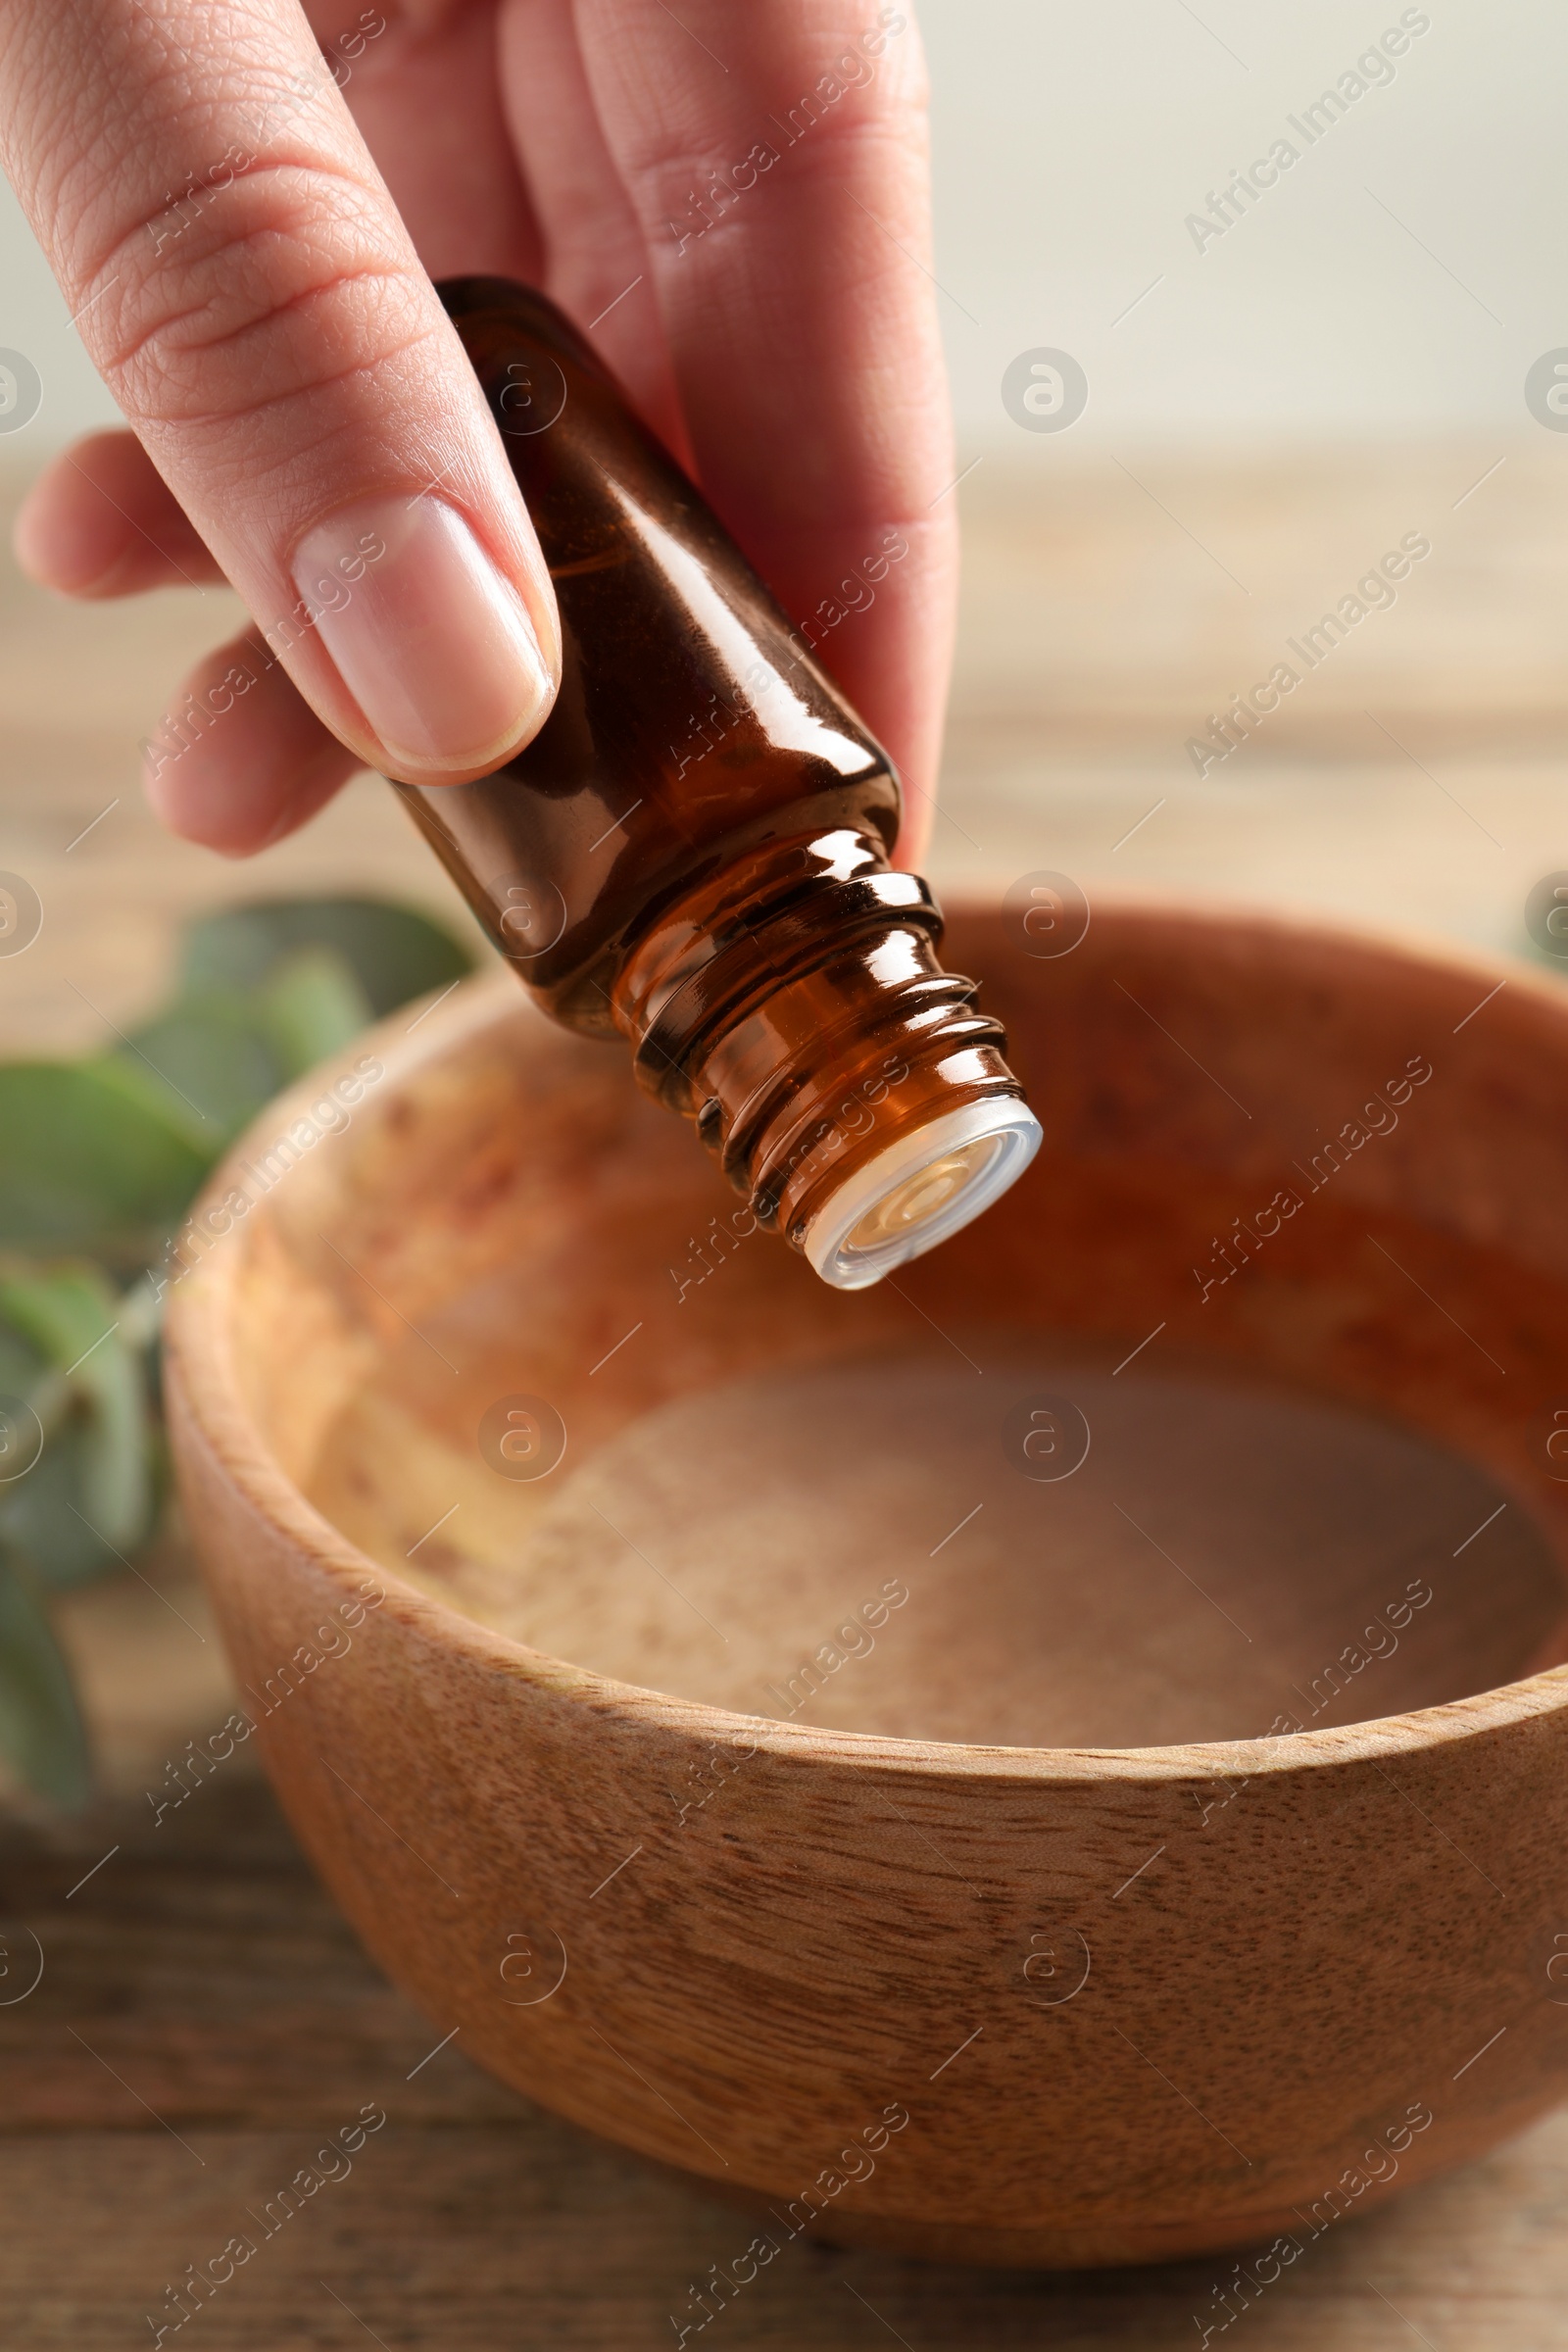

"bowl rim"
[165,893,1568,1788]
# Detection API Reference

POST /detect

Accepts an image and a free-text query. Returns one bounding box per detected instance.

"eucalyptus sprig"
[0,895,473,1803]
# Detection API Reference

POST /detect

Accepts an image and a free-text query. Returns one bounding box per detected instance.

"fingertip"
[13,432,221,599]
[143,630,363,855]
[12,467,77,593]
[145,733,356,857]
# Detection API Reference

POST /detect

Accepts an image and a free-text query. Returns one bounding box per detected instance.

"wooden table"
[4,442,1568,2346]
[3,1769,1567,2350]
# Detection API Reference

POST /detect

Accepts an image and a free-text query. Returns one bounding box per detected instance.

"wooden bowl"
[166,901,1568,2270]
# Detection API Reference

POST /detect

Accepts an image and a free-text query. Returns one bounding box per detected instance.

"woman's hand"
[0,0,955,864]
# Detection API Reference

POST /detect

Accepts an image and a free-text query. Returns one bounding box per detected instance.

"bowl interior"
[222,904,1568,1753]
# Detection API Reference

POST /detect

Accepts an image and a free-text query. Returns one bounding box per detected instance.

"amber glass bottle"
[393,277,1040,1289]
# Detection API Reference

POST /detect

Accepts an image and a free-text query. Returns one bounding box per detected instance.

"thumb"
[0,0,559,788]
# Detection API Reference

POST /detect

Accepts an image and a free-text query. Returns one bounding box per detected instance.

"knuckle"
[634,97,926,258]
[85,164,428,431]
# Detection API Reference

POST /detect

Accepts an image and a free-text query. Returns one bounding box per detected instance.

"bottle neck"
[610,828,1021,1244]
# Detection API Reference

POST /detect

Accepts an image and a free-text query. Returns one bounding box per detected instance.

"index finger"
[0,0,560,786]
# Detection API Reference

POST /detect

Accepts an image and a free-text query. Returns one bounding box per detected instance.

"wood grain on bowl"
[164,902,1568,2268]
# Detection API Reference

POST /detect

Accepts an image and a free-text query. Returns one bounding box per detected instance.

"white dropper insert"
[803,1098,1043,1291]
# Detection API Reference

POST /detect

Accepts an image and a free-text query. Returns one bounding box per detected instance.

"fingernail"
[288,494,554,775]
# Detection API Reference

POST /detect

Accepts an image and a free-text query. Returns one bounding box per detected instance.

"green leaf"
[0,1062,215,1259]
[0,1319,42,1398]
[0,889,476,1815]
[1,1426,125,1590]
[180,897,472,1019]
[0,1265,152,1555]
[116,997,286,1142]
[257,946,374,1076]
[0,1550,92,1806]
